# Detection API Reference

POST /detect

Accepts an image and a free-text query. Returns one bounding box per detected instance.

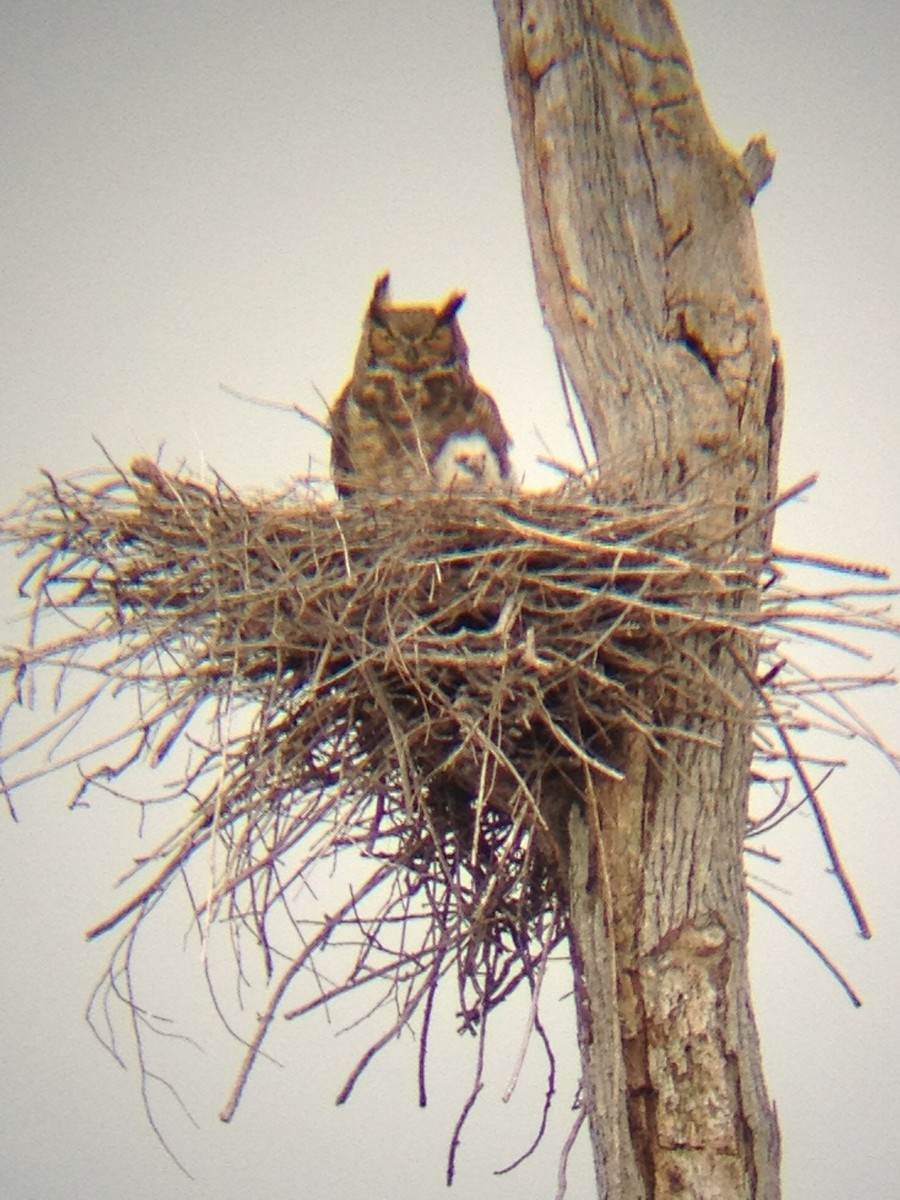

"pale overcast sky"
[2,3,899,1198]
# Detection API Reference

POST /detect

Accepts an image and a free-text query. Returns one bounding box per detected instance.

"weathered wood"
[494,0,780,523]
[493,1,783,1195]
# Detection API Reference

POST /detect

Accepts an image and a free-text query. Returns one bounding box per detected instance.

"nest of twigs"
[1,457,897,1143]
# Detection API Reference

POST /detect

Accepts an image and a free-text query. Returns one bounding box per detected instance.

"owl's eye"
[426,328,452,353]
[370,327,396,355]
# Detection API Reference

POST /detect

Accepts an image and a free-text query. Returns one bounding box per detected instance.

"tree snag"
[494,1,782,1195]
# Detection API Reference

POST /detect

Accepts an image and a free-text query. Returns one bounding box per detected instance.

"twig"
[554,348,593,473]
[218,382,330,435]
[749,885,862,1007]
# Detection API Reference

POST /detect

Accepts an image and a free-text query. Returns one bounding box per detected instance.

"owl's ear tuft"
[369,273,392,326]
[436,291,466,326]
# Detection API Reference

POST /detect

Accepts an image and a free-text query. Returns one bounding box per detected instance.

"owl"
[430,431,506,492]
[329,273,511,497]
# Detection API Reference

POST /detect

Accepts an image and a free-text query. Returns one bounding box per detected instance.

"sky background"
[2,2,899,1198]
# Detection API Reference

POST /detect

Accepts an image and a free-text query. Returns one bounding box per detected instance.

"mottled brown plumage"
[329,274,511,497]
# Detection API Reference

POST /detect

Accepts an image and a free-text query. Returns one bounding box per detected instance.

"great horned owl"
[329,273,511,497]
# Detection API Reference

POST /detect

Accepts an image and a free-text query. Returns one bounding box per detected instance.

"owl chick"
[329,273,511,497]
[430,431,507,492]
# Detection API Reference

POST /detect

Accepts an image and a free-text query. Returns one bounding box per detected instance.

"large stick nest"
[1,458,897,1133]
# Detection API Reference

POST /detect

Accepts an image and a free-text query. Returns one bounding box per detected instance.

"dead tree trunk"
[494,2,783,1196]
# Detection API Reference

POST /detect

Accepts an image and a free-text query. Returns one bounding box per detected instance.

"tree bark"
[493,2,782,1196]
